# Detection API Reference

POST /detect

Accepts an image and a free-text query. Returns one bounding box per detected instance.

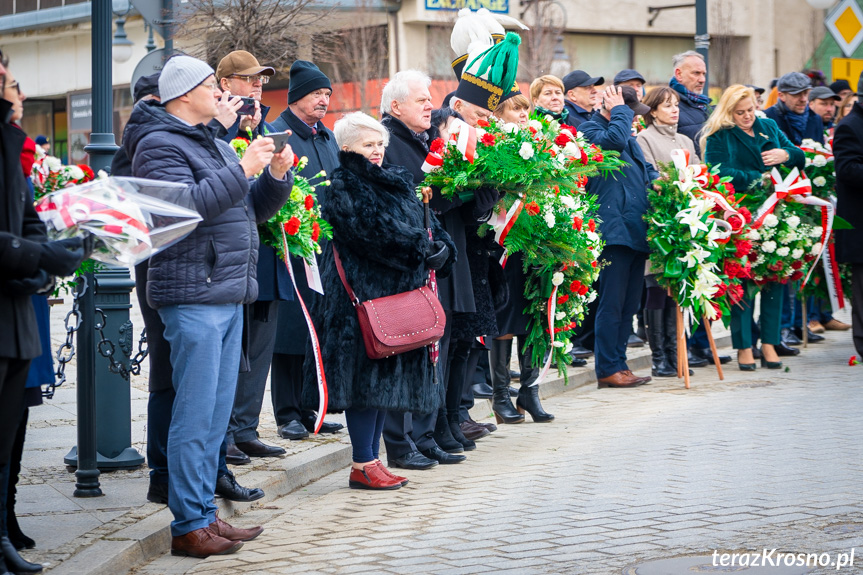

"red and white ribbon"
[488,199,523,267]
[421,151,444,174]
[281,229,328,434]
[751,168,812,228]
[532,285,558,387]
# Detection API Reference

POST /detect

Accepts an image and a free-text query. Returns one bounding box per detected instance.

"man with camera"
[124,54,294,558]
[214,50,293,466]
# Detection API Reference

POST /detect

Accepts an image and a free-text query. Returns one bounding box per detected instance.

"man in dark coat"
[268,60,344,441]
[0,54,86,574]
[214,50,289,464]
[114,74,266,505]
[832,74,863,357]
[378,70,467,469]
[669,50,710,156]
[764,71,827,349]
[125,55,293,559]
[579,85,656,388]
[562,70,603,128]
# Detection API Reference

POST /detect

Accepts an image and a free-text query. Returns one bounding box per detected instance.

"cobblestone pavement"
[132,327,863,575]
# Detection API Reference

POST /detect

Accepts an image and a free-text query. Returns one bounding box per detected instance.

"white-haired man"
[669,50,709,156]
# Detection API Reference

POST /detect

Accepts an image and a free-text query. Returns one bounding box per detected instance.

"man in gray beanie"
[122,54,295,559]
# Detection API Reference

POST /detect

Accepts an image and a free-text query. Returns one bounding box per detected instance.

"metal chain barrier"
[129,328,148,376]
[94,308,130,381]
[48,275,87,399]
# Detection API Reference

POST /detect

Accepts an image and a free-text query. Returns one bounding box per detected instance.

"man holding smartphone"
[215,50,297,466]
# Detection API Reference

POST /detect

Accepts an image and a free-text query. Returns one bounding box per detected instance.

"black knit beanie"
[288,60,331,104]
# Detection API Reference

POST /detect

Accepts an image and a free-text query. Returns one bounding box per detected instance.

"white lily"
[679,245,711,268]
[676,206,710,238]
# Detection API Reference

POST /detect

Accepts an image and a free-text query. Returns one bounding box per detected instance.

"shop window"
[633,36,693,84]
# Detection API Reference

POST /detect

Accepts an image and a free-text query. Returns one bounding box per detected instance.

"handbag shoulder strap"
[332,245,360,306]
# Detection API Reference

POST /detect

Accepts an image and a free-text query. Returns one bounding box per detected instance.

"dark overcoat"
[0,99,46,360]
[703,116,804,195]
[833,102,863,264]
[272,108,340,354]
[677,96,711,156]
[763,103,825,145]
[302,151,455,413]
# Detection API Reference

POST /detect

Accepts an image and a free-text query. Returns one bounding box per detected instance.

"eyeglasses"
[231,75,269,85]
[6,80,20,95]
[200,82,220,93]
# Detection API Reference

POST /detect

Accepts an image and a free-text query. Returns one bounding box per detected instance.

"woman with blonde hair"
[702,84,804,371]
[529,75,567,122]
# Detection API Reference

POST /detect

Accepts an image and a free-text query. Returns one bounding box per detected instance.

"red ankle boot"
[349,464,403,490]
[374,461,409,486]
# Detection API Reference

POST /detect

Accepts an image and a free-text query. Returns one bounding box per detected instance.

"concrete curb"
[58,335,732,575]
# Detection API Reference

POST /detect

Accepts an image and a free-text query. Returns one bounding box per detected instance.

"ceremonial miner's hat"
[454,32,522,112]
[450,8,527,81]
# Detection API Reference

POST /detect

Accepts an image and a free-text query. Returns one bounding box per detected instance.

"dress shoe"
[459,420,491,441]
[775,342,801,356]
[691,347,731,365]
[738,362,757,371]
[824,318,851,331]
[374,461,409,485]
[235,439,286,458]
[225,443,251,465]
[421,445,466,464]
[349,464,403,490]
[760,357,783,369]
[301,414,344,434]
[388,451,438,470]
[215,473,265,502]
[570,344,593,358]
[597,371,646,389]
[509,370,520,382]
[210,513,263,541]
[627,333,645,348]
[277,420,309,440]
[0,536,41,573]
[171,527,242,558]
[473,419,497,432]
[622,370,652,385]
[781,327,801,346]
[147,481,169,505]
[687,349,708,368]
[792,326,824,342]
[808,320,826,333]
[470,381,493,399]
[570,357,588,367]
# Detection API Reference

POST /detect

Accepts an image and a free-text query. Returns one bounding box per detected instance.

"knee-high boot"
[490,339,523,424]
[646,309,675,377]
[515,344,554,422]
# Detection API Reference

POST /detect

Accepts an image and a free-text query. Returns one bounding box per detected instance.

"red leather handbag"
[333,246,446,360]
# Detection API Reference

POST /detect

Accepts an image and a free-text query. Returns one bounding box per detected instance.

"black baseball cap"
[745,84,765,94]
[621,85,650,116]
[809,86,841,102]
[614,69,645,85]
[830,79,852,94]
[563,70,604,92]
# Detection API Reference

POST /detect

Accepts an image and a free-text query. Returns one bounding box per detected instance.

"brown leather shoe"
[824,318,851,331]
[597,371,647,389]
[459,420,490,441]
[622,370,652,384]
[210,513,264,542]
[171,527,243,558]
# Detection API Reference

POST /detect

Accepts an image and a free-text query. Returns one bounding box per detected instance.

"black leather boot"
[515,345,553,422]
[0,536,41,573]
[663,307,693,376]
[646,308,675,377]
[433,411,465,454]
[448,413,476,451]
[490,339,524,424]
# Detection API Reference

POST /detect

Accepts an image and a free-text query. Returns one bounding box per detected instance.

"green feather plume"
[467,32,521,91]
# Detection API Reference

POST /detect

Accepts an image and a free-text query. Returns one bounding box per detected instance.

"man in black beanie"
[269,60,344,440]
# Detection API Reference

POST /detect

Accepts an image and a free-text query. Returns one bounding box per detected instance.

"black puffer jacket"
[303,151,455,413]
[124,100,292,308]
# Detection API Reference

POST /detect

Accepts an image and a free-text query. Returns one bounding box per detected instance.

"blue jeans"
[159,303,242,537]
[344,408,386,463]
[594,246,648,379]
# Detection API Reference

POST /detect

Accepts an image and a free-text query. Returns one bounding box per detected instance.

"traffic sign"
[832,56,863,85]
[130,48,167,99]
[825,0,863,57]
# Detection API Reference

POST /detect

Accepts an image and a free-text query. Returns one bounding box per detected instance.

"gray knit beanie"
[159,55,215,104]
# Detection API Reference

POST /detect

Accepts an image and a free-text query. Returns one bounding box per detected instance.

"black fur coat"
[303,151,456,413]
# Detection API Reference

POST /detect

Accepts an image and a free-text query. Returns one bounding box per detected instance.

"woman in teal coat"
[702,84,805,371]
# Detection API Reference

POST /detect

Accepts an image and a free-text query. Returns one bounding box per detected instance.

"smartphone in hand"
[268,130,293,153]
[237,97,257,116]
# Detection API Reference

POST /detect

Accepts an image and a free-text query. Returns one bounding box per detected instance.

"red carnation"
[304,195,314,210]
[791,260,803,270]
[311,221,321,242]
[553,185,560,195]
[711,174,720,187]
[481,133,496,146]
[79,165,95,181]
[714,283,728,298]
[588,218,596,232]
[577,175,588,188]
[591,260,598,268]
[726,214,744,231]
[738,206,752,224]
[572,216,583,231]
[804,254,816,262]
[592,153,604,162]
[734,239,752,258]
[284,217,301,236]
[723,182,735,195]
[528,126,537,136]
[569,280,582,293]
[790,270,804,281]
[724,260,742,278]
[557,294,570,305]
[741,260,752,278]
[850,356,860,366]
[727,283,744,304]
[430,137,446,154]
[554,133,571,146]
[526,201,540,216]
[712,302,723,320]
[768,261,784,272]
[292,154,300,167]
[578,284,589,296]
[477,119,491,128]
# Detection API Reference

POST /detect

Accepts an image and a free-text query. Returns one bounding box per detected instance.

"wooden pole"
[677,304,690,389]
[703,315,724,381]
[801,298,808,348]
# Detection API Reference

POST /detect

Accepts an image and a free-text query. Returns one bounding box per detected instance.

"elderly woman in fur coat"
[303,112,455,490]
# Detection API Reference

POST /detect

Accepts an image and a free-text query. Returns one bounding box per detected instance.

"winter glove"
[425,240,450,271]
[472,186,501,218]
[2,269,54,296]
[39,237,86,277]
